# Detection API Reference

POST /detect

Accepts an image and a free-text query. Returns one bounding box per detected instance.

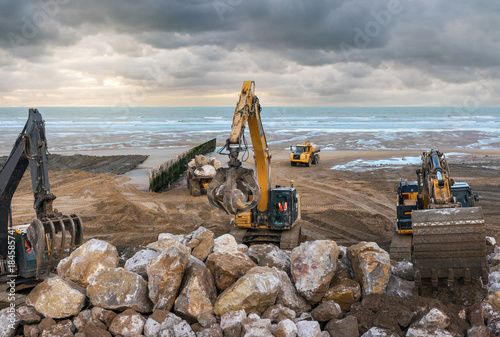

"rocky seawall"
[2,227,500,337]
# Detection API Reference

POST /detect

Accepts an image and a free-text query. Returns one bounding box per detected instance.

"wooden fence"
[149,138,217,192]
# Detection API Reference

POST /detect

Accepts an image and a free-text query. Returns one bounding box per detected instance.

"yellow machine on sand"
[391,149,486,287]
[207,81,302,249]
[290,140,320,166]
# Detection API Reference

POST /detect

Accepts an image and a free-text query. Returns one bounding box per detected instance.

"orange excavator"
[207,81,302,249]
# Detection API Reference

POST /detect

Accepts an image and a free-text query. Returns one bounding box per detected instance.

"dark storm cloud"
[0,0,499,106]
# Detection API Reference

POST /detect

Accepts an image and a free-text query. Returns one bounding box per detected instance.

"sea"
[0,107,499,156]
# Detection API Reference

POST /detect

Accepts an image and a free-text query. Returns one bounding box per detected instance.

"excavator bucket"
[412,207,487,287]
[27,214,83,279]
[207,166,261,215]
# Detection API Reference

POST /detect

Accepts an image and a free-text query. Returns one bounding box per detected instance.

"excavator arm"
[0,109,82,279]
[419,149,459,208]
[207,81,269,215]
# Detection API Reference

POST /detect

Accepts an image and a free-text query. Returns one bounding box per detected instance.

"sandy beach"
[5,146,500,252]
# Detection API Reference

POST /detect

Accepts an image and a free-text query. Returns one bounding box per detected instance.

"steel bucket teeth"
[207,167,261,215]
[27,214,83,279]
[412,207,486,286]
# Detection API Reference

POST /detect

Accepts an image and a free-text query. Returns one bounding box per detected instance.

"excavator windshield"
[271,192,292,227]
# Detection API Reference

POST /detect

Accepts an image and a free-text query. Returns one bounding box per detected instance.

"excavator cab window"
[271,190,293,228]
[451,188,469,207]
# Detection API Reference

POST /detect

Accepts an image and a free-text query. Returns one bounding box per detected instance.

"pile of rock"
[188,156,220,177]
[1,228,499,337]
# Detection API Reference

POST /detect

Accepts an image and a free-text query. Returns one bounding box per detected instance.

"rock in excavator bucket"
[207,166,261,215]
[27,214,83,279]
[412,207,487,286]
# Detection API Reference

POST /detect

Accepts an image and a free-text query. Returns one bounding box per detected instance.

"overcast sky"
[0,0,499,107]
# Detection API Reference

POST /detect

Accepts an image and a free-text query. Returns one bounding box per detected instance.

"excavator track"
[412,207,487,287]
[279,221,302,250]
[229,221,302,250]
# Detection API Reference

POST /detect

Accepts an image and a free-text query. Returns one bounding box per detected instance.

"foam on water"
[331,156,422,172]
[0,106,499,154]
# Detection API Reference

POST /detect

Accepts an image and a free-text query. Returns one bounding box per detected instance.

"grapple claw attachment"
[27,214,83,279]
[207,166,261,215]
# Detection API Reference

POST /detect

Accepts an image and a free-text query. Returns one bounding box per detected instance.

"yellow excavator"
[391,149,486,287]
[0,109,83,280]
[207,81,302,249]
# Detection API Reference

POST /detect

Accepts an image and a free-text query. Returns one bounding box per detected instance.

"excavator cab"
[270,188,298,229]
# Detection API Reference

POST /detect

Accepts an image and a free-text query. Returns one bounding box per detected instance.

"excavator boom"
[0,109,83,279]
[207,82,302,249]
[208,81,267,215]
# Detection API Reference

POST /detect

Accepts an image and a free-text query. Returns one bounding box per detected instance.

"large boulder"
[322,278,361,311]
[347,242,391,296]
[290,240,339,304]
[241,316,272,336]
[274,268,311,313]
[158,232,187,244]
[57,238,119,287]
[124,249,159,279]
[90,307,117,327]
[187,226,215,261]
[174,257,217,321]
[213,234,239,254]
[87,267,153,313]
[311,300,341,322]
[143,310,182,337]
[406,308,452,337]
[40,323,74,337]
[206,251,256,291]
[273,319,298,337]
[16,305,42,325]
[170,320,196,336]
[214,267,281,316]
[220,310,247,337]
[147,245,190,311]
[261,304,296,324]
[384,275,415,297]
[79,322,112,337]
[26,276,86,319]
[248,244,291,272]
[146,237,191,256]
[108,309,146,337]
[295,320,321,337]
[0,307,19,337]
[325,316,359,337]
[362,327,399,337]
